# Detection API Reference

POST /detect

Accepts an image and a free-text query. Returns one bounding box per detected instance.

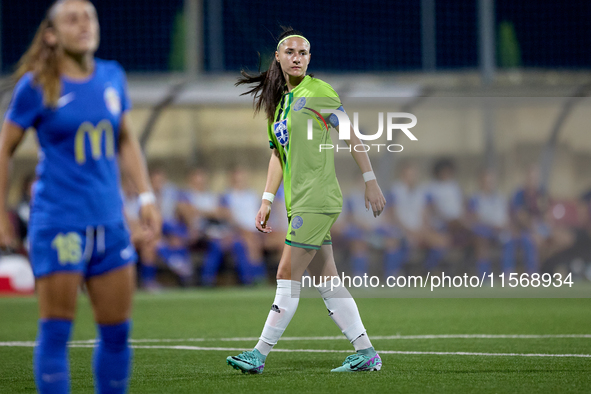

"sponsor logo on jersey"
[293,97,306,111]
[271,304,280,313]
[273,119,289,146]
[292,216,304,229]
[104,87,121,116]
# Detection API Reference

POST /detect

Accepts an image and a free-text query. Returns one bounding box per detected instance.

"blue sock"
[352,254,368,277]
[140,264,156,284]
[522,234,538,274]
[476,259,491,276]
[34,319,72,394]
[425,248,445,270]
[201,240,224,286]
[93,320,132,394]
[385,248,407,276]
[232,240,253,284]
[502,238,516,273]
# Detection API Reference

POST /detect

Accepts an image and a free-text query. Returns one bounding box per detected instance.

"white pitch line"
[2,334,591,347]
[3,343,588,358]
[99,334,591,343]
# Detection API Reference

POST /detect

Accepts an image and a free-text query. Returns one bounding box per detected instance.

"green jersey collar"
[285,75,312,95]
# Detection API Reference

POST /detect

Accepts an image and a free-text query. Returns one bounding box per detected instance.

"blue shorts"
[28,220,137,279]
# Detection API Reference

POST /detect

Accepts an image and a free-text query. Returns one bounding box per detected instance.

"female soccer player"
[0,1,160,392]
[227,28,387,373]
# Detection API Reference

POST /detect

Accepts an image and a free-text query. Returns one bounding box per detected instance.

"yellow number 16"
[51,232,83,265]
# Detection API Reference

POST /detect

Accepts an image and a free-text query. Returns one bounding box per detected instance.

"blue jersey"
[5,59,131,228]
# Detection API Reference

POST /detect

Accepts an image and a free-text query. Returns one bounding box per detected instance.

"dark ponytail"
[236,27,306,122]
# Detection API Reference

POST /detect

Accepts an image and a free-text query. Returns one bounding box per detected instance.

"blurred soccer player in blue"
[467,170,511,275]
[0,1,160,393]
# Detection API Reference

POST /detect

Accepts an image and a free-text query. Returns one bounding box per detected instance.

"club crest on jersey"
[292,216,303,229]
[273,119,289,147]
[104,87,121,116]
[293,97,306,111]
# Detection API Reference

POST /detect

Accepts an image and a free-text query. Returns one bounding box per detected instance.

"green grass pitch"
[1,288,591,393]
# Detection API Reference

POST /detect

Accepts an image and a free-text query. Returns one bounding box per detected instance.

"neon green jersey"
[267,75,343,216]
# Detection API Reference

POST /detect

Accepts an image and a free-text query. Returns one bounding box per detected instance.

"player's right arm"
[0,121,26,248]
[256,148,283,233]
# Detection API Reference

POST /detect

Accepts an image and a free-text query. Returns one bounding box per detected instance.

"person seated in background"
[122,175,160,290]
[425,158,464,269]
[150,167,182,225]
[390,162,449,274]
[157,222,193,286]
[467,170,511,275]
[342,177,395,277]
[507,166,546,273]
[177,167,229,285]
[216,167,267,285]
[144,167,182,287]
[509,166,574,274]
[177,167,225,243]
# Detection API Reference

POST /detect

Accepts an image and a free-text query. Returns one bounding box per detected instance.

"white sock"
[352,333,373,351]
[316,281,373,350]
[255,279,301,356]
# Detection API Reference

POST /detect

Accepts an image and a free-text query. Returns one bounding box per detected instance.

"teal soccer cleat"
[227,350,265,374]
[331,353,382,372]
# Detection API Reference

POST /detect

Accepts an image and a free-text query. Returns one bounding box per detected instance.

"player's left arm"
[338,124,386,217]
[118,113,161,239]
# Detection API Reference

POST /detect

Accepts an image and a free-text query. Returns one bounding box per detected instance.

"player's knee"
[276,267,291,280]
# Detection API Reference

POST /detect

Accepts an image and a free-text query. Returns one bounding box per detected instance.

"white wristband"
[262,192,275,204]
[362,171,376,182]
[138,192,156,206]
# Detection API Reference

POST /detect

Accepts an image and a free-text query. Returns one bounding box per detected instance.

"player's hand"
[255,201,272,233]
[0,212,16,250]
[139,203,162,241]
[365,180,386,218]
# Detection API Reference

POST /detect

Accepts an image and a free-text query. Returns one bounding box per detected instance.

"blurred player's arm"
[338,124,386,217]
[256,149,283,233]
[118,113,161,238]
[0,121,26,247]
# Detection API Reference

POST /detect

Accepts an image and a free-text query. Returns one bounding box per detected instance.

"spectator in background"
[177,167,224,243]
[467,170,511,275]
[150,167,181,225]
[509,166,574,273]
[217,167,267,284]
[390,162,448,274]
[426,158,464,269]
[177,167,229,285]
[342,177,394,277]
[122,175,160,290]
[508,166,546,273]
[157,222,193,286]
